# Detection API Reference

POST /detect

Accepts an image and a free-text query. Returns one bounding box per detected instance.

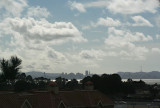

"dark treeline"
[81,74,160,100]
[0,56,159,100]
[82,74,146,95]
[0,56,51,92]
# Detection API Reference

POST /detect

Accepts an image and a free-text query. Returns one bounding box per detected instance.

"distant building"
[85,70,91,76]
[85,70,89,76]
[0,82,114,108]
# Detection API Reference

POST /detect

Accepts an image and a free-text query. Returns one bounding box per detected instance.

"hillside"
[25,71,61,79]
[117,71,160,79]
[25,71,160,79]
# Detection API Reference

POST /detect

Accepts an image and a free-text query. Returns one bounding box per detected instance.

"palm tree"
[0,56,22,81]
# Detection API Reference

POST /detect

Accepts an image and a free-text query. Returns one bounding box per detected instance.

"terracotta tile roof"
[0,90,113,108]
[85,81,93,85]
[49,82,58,87]
[0,93,25,108]
[28,92,61,108]
[59,90,113,107]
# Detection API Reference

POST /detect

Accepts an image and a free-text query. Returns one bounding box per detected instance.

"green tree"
[0,56,22,81]
[65,79,78,90]
[91,74,100,89]
[26,75,33,82]
[17,73,26,80]
[55,77,67,89]
[14,80,30,92]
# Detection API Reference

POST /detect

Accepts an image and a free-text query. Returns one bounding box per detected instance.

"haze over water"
[122,79,160,85]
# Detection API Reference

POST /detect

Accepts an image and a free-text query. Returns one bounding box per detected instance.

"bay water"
[122,79,160,85]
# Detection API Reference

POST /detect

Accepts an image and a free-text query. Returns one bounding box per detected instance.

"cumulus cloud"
[65,49,106,69]
[82,17,121,29]
[105,43,149,60]
[69,1,86,13]
[27,6,51,18]
[0,0,28,18]
[156,34,160,39]
[25,48,69,72]
[0,0,159,73]
[79,49,106,60]
[152,48,160,53]
[155,14,160,27]
[105,27,152,48]
[96,17,121,27]
[0,0,89,73]
[69,0,159,15]
[105,27,152,60]
[47,48,69,64]
[0,17,87,49]
[107,0,158,14]
[0,46,70,72]
[119,46,149,60]
[132,16,153,27]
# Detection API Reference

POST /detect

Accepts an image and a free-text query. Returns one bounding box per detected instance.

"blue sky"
[0,0,160,74]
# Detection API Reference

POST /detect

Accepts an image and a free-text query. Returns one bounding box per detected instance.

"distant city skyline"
[0,0,160,74]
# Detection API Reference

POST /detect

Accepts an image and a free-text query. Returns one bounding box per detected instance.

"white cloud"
[104,27,152,60]
[108,27,125,36]
[0,0,90,73]
[66,49,106,69]
[81,25,91,30]
[0,17,87,49]
[107,0,159,14]
[69,0,159,15]
[69,53,101,69]
[82,17,121,29]
[70,0,159,14]
[92,39,100,42]
[0,0,159,73]
[23,47,70,72]
[119,46,149,60]
[156,34,160,39]
[85,1,109,8]
[105,51,118,57]
[47,48,69,64]
[79,49,106,60]
[132,16,153,27]
[155,15,160,27]
[27,6,51,18]
[152,48,160,53]
[0,46,70,72]
[0,0,28,17]
[96,17,121,27]
[105,44,149,60]
[69,1,86,13]
[106,27,152,48]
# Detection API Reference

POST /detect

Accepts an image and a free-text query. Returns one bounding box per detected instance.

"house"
[0,82,114,108]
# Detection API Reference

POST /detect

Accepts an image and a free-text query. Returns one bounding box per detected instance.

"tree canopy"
[0,56,22,81]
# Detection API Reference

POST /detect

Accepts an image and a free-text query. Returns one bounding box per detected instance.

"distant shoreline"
[25,71,160,83]
[117,71,160,79]
[122,79,160,85]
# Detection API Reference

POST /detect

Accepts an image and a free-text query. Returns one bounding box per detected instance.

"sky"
[0,0,160,74]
